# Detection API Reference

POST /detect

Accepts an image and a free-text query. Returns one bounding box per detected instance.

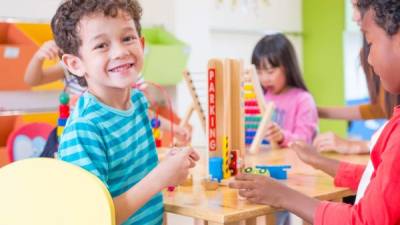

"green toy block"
[142,27,190,85]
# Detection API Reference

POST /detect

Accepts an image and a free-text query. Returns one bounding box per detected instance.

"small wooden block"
[180,176,193,186]
[202,179,219,191]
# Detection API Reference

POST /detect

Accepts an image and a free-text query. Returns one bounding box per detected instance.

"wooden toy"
[201,178,219,191]
[151,117,162,147]
[181,71,207,133]
[256,165,291,180]
[57,92,70,140]
[180,175,193,187]
[182,58,278,188]
[244,66,278,154]
[242,166,270,176]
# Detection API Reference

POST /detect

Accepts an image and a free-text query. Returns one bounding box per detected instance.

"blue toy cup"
[256,165,291,180]
[209,157,223,182]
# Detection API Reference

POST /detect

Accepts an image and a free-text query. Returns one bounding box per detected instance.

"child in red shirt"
[229,1,400,224]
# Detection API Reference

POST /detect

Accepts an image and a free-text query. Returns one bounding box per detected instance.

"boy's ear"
[61,54,85,77]
[140,37,145,50]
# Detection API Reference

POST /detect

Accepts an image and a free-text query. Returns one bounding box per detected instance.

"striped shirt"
[58,89,163,225]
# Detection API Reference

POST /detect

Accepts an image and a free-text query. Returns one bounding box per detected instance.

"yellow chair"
[0,158,115,225]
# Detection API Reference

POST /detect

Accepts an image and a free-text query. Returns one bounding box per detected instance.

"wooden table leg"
[163,213,167,225]
[266,214,276,225]
[205,221,241,225]
[245,217,257,225]
[195,219,205,225]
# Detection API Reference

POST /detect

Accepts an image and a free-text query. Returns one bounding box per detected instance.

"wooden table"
[0,90,60,116]
[162,147,370,225]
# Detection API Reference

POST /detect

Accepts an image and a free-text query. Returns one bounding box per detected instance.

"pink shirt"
[265,87,318,147]
[314,106,400,225]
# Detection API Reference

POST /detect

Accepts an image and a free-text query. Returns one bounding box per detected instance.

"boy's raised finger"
[187,148,200,161]
[228,180,253,190]
[238,189,257,198]
[235,173,259,181]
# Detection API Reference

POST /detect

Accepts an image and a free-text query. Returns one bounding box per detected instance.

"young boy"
[230,0,400,224]
[52,1,199,224]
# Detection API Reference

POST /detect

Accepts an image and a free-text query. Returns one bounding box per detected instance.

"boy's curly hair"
[357,0,400,36]
[51,0,143,87]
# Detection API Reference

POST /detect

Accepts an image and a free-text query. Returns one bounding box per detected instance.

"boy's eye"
[123,35,136,43]
[94,43,107,50]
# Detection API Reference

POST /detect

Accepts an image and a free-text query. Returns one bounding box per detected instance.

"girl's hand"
[289,140,321,166]
[265,122,284,143]
[157,147,199,187]
[229,173,288,207]
[313,132,349,153]
[174,125,192,146]
[34,40,60,61]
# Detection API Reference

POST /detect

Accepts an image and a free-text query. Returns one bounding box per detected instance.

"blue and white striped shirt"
[58,89,163,225]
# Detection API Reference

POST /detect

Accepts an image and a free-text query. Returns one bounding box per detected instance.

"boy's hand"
[174,125,192,146]
[229,173,287,207]
[265,122,284,143]
[289,140,321,166]
[157,147,199,187]
[313,132,349,153]
[34,40,60,61]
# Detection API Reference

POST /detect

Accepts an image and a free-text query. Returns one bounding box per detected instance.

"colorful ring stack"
[151,117,162,147]
[57,92,70,139]
[243,83,266,145]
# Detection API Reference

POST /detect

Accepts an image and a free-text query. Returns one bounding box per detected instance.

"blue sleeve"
[131,89,149,110]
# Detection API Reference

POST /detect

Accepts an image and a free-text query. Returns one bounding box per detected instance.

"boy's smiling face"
[362,9,400,94]
[63,11,143,92]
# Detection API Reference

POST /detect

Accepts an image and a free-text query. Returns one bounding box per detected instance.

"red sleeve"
[314,126,400,225]
[334,162,366,191]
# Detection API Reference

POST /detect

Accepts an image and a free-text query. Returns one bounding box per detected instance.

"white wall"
[0,0,59,22]
[343,0,368,101]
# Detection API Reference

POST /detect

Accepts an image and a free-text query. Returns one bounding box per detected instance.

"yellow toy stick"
[222,59,231,179]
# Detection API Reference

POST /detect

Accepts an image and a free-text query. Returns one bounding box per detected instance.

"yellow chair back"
[0,158,115,225]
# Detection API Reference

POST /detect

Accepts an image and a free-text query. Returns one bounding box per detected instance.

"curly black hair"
[51,0,143,86]
[357,0,400,36]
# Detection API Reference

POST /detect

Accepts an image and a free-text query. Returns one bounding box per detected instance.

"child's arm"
[313,132,369,154]
[113,147,199,224]
[157,115,192,146]
[266,94,318,147]
[24,40,65,86]
[289,141,340,177]
[318,105,362,120]
[59,119,199,225]
[290,141,366,190]
[312,130,400,225]
[229,173,320,224]
[229,140,386,225]
[231,148,400,225]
